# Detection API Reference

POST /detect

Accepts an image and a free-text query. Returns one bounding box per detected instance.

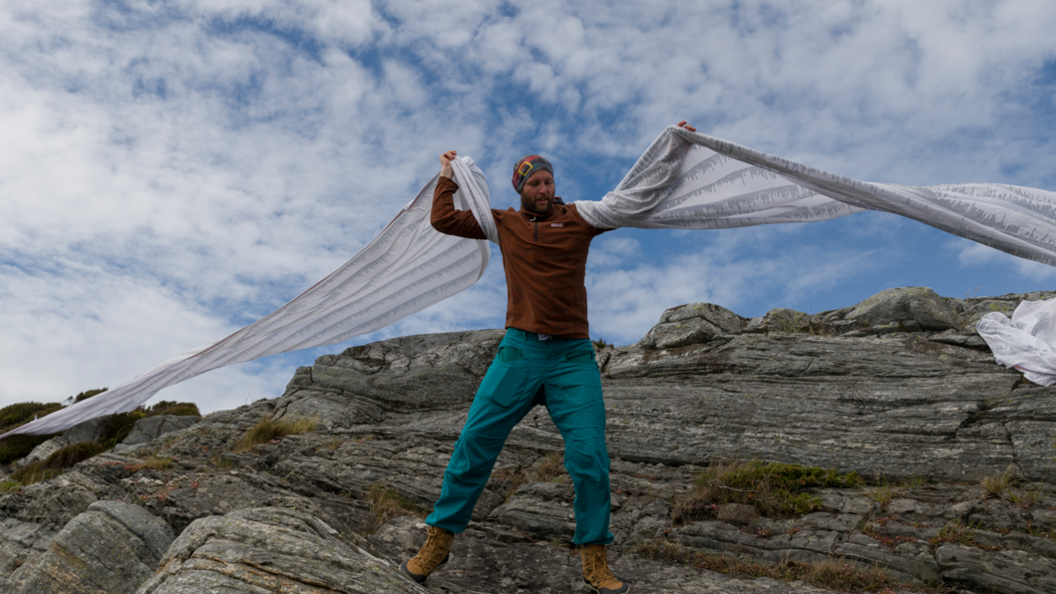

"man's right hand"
[439,150,457,179]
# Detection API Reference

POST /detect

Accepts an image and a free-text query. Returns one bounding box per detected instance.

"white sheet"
[8,126,1056,437]
[977,302,1056,386]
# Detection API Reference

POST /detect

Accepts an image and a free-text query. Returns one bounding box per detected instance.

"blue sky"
[3,0,1056,413]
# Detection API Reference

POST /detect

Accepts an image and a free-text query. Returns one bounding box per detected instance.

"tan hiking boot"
[581,544,629,593]
[400,525,454,584]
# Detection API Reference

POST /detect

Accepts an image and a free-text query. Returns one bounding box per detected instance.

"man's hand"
[439,150,457,179]
[676,120,696,132]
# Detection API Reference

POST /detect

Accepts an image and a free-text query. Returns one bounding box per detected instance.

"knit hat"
[512,155,553,194]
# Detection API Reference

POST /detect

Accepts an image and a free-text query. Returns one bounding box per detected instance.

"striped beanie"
[512,155,553,193]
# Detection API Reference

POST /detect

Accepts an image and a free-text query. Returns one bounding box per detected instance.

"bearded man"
[401,122,695,594]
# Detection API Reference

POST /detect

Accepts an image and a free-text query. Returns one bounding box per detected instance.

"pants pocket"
[477,357,529,409]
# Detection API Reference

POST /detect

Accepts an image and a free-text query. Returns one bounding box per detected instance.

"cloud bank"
[2,0,1055,411]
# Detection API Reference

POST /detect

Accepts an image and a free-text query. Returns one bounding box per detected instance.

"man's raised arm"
[430,149,488,240]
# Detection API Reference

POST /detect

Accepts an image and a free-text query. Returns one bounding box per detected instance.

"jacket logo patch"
[551,223,564,227]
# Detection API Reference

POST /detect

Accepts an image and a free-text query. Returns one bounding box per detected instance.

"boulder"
[61,417,107,445]
[844,286,960,331]
[638,302,745,349]
[137,507,424,594]
[14,501,173,594]
[112,415,200,454]
[0,518,57,592]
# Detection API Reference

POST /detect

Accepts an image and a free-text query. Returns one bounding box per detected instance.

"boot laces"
[583,547,617,586]
[416,528,452,569]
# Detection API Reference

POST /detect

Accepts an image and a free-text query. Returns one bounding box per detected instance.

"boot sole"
[400,554,450,584]
[583,578,630,594]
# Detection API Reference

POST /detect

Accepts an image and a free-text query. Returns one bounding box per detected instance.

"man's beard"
[521,193,554,215]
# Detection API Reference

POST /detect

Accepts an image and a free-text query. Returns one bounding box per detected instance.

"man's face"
[520,170,555,215]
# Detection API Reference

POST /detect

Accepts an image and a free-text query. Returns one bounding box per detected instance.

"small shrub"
[235,416,317,452]
[73,388,108,403]
[673,460,862,523]
[0,402,63,431]
[592,338,613,350]
[367,483,424,531]
[0,433,62,465]
[43,441,107,469]
[99,412,146,449]
[148,402,201,417]
[10,441,106,485]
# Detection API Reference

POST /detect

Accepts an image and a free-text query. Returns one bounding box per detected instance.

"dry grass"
[635,539,903,593]
[1008,487,1044,509]
[532,451,566,482]
[234,416,318,452]
[672,460,862,523]
[366,483,424,532]
[981,466,1016,499]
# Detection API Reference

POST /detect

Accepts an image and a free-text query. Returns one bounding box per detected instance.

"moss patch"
[673,460,862,522]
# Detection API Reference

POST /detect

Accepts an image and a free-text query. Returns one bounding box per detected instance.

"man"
[401,122,696,594]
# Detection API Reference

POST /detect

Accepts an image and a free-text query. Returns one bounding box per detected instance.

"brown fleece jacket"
[431,176,609,338]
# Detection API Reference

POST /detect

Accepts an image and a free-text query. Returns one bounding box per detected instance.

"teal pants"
[426,328,614,545]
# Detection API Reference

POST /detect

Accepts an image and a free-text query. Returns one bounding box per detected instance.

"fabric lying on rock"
[8,127,1056,437]
[976,301,1056,386]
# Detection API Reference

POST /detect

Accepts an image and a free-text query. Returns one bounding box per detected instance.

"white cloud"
[3,0,1056,413]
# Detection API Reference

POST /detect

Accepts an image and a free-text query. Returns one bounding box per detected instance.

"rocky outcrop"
[0,286,1053,594]
[14,501,174,594]
[139,507,423,594]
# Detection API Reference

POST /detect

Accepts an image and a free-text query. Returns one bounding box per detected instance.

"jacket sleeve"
[430,177,489,240]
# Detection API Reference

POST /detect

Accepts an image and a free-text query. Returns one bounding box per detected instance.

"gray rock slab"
[0,518,57,592]
[15,502,173,594]
[62,417,107,445]
[137,506,426,594]
[844,286,961,330]
[936,543,1056,594]
[119,415,200,447]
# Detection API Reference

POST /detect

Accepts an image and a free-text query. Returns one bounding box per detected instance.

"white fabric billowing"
[2,159,494,437]
[577,128,1056,269]
[977,302,1056,386]
[8,126,1056,437]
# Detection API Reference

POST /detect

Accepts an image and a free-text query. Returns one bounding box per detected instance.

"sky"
[3,0,1056,414]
